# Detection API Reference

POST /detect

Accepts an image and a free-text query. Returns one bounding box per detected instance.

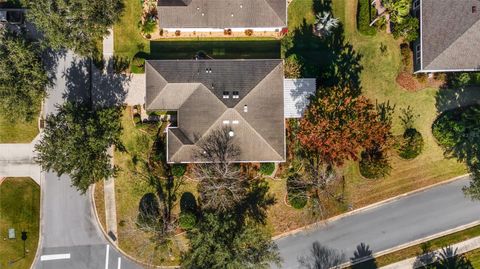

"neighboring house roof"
[420,0,480,71]
[157,0,287,29]
[284,78,316,118]
[146,59,285,163]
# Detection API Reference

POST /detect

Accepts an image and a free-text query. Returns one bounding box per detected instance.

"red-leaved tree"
[298,88,391,167]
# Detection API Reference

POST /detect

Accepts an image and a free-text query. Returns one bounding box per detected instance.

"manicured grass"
[109,108,193,266]
[149,40,280,59]
[334,0,466,208]
[0,178,40,269]
[0,115,38,143]
[114,0,150,61]
[266,0,467,235]
[466,248,480,268]
[288,0,316,31]
[352,225,480,267]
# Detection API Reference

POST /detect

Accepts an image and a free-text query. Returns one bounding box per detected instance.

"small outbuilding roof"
[283,78,316,118]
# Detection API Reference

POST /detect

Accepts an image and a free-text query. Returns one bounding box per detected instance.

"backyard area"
[114,0,281,71]
[0,177,40,269]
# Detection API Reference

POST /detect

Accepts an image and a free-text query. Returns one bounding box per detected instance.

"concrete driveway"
[0,140,40,183]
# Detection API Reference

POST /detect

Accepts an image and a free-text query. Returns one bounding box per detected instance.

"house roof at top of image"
[420,0,480,71]
[156,0,287,28]
[145,59,285,163]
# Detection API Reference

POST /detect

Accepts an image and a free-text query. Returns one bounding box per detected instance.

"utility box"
[8,228,15,239]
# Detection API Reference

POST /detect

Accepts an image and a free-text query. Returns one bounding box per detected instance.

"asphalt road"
[33,50,142,269]
[35,172,141,269]
[275,176,480,268]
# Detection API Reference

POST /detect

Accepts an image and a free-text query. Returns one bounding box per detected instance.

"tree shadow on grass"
[435,73,480,114]
[284,0,363,97]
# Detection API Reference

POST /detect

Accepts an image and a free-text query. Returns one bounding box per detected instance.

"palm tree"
[314,11,339,37]
[383,0,411,24]
[436,246,473,269]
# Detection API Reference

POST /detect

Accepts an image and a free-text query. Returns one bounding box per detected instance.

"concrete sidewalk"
[103,146,118,245]
[0,138,41,184]
[381,236,480,269]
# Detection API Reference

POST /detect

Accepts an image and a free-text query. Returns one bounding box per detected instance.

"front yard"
[0,115,38,143]
[0,178,40,269]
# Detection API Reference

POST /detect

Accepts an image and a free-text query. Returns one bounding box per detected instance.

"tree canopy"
[298,88,391,167]
[35,102,123,193]
[0,29,48,122]
[182,209,280,269]
[23,0,124,56]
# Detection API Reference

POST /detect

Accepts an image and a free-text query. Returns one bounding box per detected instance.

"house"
[145,59,286,163]
[156,0,287,33]
[414,0,480,73]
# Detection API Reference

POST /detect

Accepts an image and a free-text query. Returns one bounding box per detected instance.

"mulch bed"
[396,71,445,92]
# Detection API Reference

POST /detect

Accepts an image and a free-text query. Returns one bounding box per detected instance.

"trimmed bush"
[180,192,197,213]
[286,175,308,209]
[179,211,196,230]
[397,128,424,159]
[432,108,468,149]
[357,0,376,36]
[131,53,146,74]
[259,162,275,176]
[172,164,186,177]
[359,151,391,179]
[245,29,253,36]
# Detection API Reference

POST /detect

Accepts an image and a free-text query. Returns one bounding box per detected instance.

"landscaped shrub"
[179,211,196,230]
[357,0,376,36]
[286,175,308,209]
[175,30,181,36]
[259,162,275,176]
[131,53,146,74]
[245,29,254,36]
[137,193,160,226]
[432,109,465,149]
[359,151,391,179]
[284,54,303,79]
[172,164,186,178]
[397,128,424,159]
[139,17,157,36]
[180,192,197,213]
[400,43,412,70]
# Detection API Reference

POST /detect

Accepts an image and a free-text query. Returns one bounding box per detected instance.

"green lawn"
[0,178,40,269]
[466,248,480,268]
[350,225,480,268]
[332,0,467,208]
[0,115,38,143]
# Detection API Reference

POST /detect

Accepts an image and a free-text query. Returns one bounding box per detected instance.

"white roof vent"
[223,120,230,125]
[232,120,239,125]
[229,131,234,137]
[243,105,248,112]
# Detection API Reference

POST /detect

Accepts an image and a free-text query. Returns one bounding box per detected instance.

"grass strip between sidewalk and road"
[350,224,480,268]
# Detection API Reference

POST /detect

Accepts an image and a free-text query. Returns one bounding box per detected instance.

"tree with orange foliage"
[298,88,392,168]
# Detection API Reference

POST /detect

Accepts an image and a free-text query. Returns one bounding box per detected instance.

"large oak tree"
[0,29,48,121]
[35,102,123,193]
[23,0,124,56]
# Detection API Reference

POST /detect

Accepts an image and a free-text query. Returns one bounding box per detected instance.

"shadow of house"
[435,73,480,113]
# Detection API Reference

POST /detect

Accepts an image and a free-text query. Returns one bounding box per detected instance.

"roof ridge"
[149,82,202,110]
[231,109,283,160]
[262,0,286,25]
[424,18,480,70]
[234,62,282,109]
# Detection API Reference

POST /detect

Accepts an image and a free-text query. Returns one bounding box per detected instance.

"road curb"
[30,171,45,269]
[90,184,180,269]
[338,220,480,268]
[273,174,470,240]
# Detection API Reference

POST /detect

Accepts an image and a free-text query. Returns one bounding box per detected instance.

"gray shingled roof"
[157,0,287,28]
[146,59,285,163]
[420,0,480,71]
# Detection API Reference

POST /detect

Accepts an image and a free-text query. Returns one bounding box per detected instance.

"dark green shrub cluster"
[357,0,376,36]
[397,128,424,159]
[131,52,146,74]
[432,109,465,149]
[179,211,196,230]
[172,164,186,178]
[400,43,411,70]
[359,151,391,179]
[286,175,307,209]
[179,192,198,230]
[259,162,275,176]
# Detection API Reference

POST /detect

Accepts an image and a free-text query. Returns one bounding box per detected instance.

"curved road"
[275,176,480,268]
